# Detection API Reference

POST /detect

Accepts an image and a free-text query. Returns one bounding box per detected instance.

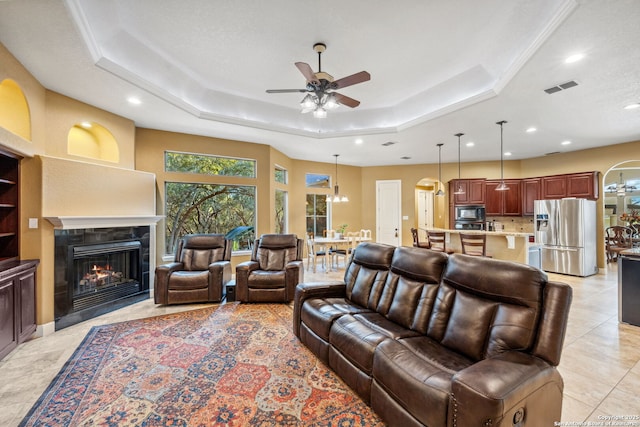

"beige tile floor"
[1,262,639,426]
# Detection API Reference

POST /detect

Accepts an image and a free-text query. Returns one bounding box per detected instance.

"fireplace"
[54,226,150,329]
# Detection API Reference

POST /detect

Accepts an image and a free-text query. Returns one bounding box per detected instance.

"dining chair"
[605,226,634,262]
[359,229,372,240]
[426,231,455,254]
[459,233,489,257]
[306,237,327,273]
[411,228,430,248]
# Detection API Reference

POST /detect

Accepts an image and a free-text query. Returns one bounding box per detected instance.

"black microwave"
[455,205,486,222]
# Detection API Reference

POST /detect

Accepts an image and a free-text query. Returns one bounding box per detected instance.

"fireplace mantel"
[45,216,163,230]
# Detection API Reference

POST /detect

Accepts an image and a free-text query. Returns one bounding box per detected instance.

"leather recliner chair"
[235,234,303,302]
[154,234,232,304]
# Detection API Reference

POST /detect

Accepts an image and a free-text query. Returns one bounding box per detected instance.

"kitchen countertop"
[425,228,534,238]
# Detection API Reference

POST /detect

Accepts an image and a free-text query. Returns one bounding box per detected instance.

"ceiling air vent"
[382,141,397,146]
[544,80,579,94]
[545,151,561,156]
[400,156,411,160]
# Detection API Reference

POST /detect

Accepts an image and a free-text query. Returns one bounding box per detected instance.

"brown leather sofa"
[293,242,572,427]
[154,234,232,304]
[236,233,304,302]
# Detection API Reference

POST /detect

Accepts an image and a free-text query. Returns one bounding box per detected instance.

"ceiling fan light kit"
[266,43,370,118]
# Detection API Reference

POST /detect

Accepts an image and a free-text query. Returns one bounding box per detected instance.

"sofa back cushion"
[255,234,300,271]
[344,242,395,308]
[179,234,228,271]
[376,247,448,331]
[428,254,546,361]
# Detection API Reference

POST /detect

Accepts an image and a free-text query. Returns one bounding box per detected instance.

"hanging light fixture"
[326,154,349,203]
[617,172,627,197]
[495,120,510,191]
[435,143,445,196]
[453,133,465,195]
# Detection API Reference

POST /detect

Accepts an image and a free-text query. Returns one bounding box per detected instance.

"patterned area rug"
[20,303,383,426]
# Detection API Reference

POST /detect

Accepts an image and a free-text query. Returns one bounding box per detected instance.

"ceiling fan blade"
[295,62,319,84]
[266,89,307,93]
[332,71,371,90]
[334,93,360,108]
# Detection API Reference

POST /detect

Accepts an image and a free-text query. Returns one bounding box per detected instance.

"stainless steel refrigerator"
[534,198,597,277]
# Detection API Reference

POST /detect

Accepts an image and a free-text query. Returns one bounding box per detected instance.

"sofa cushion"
[343,242,395,308]
[372,337,473,427]
[301,297,372,341]
[428,254,545,361]
[330,315,390,374]
[353,312,422,340]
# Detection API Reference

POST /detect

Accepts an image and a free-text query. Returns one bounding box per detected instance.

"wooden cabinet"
[0,260,38,360]
[486,180,522,216]
[522,178,541,216]
[0,151,20,263]
[542,172,598,200]
[449,179,486,205]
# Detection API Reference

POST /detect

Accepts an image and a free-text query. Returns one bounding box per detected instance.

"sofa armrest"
[154,262,184,304]
[235,260,259,301]
[209,260,232,287]
[451,351,563,426]
[292,281,346,337]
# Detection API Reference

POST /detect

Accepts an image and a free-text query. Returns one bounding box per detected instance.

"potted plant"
[336,224,348,239]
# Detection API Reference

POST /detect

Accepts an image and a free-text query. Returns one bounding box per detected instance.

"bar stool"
[426,231,454,254]
[411,228,430,248]
[459,233,490,257]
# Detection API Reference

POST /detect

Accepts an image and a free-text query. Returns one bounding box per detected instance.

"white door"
[417,190,434,241]
[376,180,402,246]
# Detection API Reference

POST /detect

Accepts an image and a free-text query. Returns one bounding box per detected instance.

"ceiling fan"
[266,43,370,117]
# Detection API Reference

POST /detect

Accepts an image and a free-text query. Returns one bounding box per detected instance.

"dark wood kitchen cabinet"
[522,178,541,216]
[485,179,522,216]
[0,260,39,360]
[449,179,486,205]
[541,172,598,200]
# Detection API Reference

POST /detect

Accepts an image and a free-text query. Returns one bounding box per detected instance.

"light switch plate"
[29,218,38,228]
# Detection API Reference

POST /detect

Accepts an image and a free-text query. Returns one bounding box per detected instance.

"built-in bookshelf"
[0,150,19,264]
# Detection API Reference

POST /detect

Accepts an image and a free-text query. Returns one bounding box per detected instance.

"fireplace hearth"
[54,226,150,329]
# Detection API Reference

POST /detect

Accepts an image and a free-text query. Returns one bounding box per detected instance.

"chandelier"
[326,154,348,203]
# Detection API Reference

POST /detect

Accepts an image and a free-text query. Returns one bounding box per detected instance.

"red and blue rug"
[20,303,383,426]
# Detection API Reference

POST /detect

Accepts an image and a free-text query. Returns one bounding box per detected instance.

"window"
[165,182,256,254]
[165,151,255,177]
[306,173,331,188]
[275,190,287,233]
[275,166,287,184]
[306,194,328,237]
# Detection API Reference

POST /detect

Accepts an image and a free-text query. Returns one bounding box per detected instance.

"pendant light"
[495,121,509,191]
[326,154,348,203]
[617,172,627,197]
[453,133,465,195]
[435,143,445,196]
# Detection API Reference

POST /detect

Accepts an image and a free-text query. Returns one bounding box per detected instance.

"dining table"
[312,235,372,272]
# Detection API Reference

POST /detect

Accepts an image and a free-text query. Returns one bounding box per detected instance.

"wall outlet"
[28,218,38,229]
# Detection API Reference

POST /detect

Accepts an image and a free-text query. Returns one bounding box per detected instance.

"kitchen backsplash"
[486,216,535,233]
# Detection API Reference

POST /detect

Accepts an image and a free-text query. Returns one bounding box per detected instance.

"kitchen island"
[422,228,536,265]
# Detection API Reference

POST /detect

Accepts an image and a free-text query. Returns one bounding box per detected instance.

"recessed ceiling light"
[526,127,537,133]
[127,96,142,105]
[624,103,640,110]
[355,138,363,145]
[565,53,584,64]
[504,152,512,156]
[561,140,572,145]
[466,142,475,147]
[80,121,92,128]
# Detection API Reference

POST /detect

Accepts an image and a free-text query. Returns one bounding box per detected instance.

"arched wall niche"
[0,78,31,140]
[67,122,120,162]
